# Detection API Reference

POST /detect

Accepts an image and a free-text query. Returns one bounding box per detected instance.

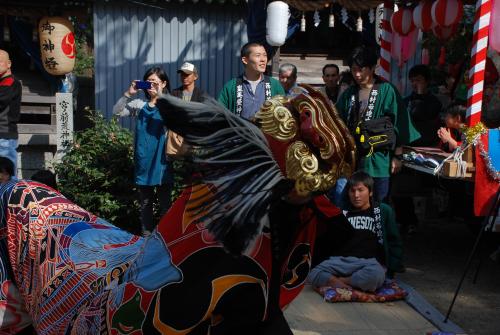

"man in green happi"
[334,46,420,205]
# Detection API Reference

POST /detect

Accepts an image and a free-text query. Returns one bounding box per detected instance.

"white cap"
[177,62,197,74]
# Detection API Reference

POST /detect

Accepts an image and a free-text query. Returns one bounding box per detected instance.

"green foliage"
[74,39,94,77]
[54,110,140,233]
[70,16,94,77]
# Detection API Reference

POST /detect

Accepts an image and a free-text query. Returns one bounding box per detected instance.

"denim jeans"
[0,139,18,175]
[327,177,348,209]
[372,177,390,204]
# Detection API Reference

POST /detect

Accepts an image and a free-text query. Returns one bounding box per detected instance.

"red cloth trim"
[313,195,341,218]
[0,76,14,87]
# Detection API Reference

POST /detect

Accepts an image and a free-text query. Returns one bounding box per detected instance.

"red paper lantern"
[413,0,433,32]
[432,24,458,40]
[432,0,463,27]
[391,7,415,36]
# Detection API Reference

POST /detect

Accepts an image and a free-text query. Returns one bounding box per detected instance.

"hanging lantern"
[432,0,463,27]
[391,28,419,66]
[413,0,433,32]
[391,7,415,36]
[432,23,458,41]
[38,16,76,76]
[356,13,363,32]
[266,1,289,47]
[329,13,335,28]
[300,13,306,32]
[489,0,500,53]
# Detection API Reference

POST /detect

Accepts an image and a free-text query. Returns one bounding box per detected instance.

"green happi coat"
[336,80,420,178]
[218,76,285,115]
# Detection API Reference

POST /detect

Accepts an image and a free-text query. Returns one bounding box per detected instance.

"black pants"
[138,184,171,233]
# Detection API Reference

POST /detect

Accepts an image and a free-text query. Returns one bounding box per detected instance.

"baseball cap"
[177,62,197,74]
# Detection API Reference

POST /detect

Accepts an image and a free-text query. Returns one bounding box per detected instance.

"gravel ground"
[398,218,500,335]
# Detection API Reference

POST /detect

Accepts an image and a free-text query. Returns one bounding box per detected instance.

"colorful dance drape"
[0,180,342,334]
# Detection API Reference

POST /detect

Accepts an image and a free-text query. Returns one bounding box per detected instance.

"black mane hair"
[157,94,287,254]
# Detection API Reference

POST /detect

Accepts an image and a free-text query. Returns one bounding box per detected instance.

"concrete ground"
[284,217,500,335]
[285,286,437,335]
[398,218,500,335]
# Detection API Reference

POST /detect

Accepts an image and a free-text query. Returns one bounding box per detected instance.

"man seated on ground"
[308,171,404,292]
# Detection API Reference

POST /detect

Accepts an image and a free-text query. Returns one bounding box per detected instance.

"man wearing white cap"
[169,62,207,202]
[171,62,206,102]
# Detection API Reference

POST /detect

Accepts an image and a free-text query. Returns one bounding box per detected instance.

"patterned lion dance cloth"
[0,180,336,334]
[0,89,354,334]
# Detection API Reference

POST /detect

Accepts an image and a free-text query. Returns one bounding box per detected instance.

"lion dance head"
[255,84,356,197]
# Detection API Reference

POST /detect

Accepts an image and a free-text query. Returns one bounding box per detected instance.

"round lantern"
[266,1,289,47]
[432,0,463,27]
[490,0,500,53]
[391,7,415,36]
[391,29,419,66]
[413,0,433,32]
[38,16,75,75]
[432,24,458,41]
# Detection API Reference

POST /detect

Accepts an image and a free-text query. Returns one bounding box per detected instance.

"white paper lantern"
[391,7,415,36]
[38,16,75,75]
[413,0,433,32]
[432,0,463,28]
[329,14,335,28]
[356,15,363,32]
[266,1,289,46]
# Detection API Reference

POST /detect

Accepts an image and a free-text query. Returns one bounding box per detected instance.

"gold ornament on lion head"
[255,84,356,196]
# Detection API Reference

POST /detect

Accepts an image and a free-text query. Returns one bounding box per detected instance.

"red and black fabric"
[153,186,344,333]
[0,75,21,139]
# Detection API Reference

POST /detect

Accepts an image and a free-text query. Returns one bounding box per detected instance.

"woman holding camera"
[113,67,171,235]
